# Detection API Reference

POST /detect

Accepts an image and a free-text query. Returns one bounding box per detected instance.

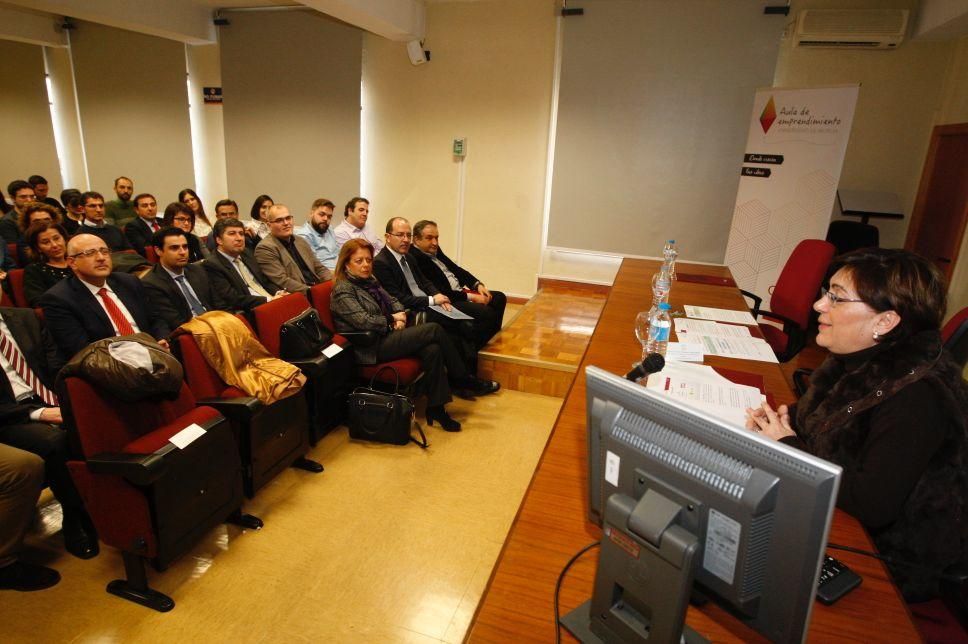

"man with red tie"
[0,305,99,559]
[123,193,163,253]
[39,233,168,363]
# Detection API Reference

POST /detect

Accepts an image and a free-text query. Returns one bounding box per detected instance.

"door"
[905,123,968,282]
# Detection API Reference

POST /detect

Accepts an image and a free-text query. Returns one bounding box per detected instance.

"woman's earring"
[873,330,880,341]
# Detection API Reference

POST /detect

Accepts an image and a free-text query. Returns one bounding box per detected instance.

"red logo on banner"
[760,96,777,133]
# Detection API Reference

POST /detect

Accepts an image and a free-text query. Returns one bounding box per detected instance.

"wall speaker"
[407,40,428,66]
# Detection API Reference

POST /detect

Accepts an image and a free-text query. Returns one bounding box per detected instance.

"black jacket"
[788,331,968,600]
[408,246,481,303]
[203,250,275,312]
[142,263,224,336]
[372,247,439,311]
[39,273,165,362]
[123,217,164,254]
[0,307,62,424]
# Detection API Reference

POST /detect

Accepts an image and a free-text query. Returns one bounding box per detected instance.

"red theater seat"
[61,376,258,612]
[308,281,424,392]
[742,239,836,362]
[171,316,319,496]
[250,292,354,443]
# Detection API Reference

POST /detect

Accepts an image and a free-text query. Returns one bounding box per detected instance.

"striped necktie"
[0,329,57,406]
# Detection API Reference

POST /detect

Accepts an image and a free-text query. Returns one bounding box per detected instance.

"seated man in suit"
[39,233,168,362]
[123,193,162,253]
[77,191,135,253]
[0,305,99,559]
[0,444,60,590]
[254,204,333,295]
[373,217,491,375]
[410,219,506,349]
[143,227,226,336]
[204,218,285,311]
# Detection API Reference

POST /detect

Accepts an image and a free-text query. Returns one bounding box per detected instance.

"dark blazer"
[39,273,166,361]
[0,307,62,424]
[142,263,224,336]
[203,249,275,311]
[80,223,134,253]
[372,248,439,311]
[408,246,481,303]
[330,277,403,365]
[123,217,163,254]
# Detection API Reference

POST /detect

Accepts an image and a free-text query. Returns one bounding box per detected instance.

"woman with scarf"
[330,239,499,432]
[747,248,968,602]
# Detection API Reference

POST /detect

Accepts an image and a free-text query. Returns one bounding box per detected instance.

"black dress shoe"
[63,516,99,560]
[458,376,500,397]
[0,560,61,591]
[426,406,462,432]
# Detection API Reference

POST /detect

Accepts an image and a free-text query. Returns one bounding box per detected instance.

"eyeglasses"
[388,232,413,239]
[70,247,111,259]
[173,216,192,223]
[820,287,865,305]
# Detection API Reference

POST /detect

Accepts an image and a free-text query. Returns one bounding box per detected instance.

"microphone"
[625,353,665,381]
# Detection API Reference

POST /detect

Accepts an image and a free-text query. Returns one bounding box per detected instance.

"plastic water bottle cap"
[659,303,671,310]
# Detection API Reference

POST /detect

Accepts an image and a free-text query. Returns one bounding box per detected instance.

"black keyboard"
[816,555,862,605]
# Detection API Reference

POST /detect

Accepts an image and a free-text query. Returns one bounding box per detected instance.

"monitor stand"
[560,491,707,644]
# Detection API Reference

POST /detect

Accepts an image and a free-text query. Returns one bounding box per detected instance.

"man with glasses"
[78,191,135,253]
[254,204,333,295]
[39,234,167,362]
[374,217,490,376]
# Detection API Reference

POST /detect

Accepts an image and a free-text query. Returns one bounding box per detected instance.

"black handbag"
[279,308,334,360]
[347,366,428,448]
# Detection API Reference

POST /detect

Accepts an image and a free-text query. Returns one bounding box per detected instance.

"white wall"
[187,42,228,210]
[0,40,61,197]
[69,20,196,202]
[220,10,362,223]
[363,0,556,296]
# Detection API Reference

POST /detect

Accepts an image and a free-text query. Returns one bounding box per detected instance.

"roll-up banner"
[725,85,859,303]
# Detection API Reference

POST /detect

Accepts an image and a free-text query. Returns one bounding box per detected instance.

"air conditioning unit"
[793,9,909,49]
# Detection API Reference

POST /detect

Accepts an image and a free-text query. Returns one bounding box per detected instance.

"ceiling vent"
[794,9,909,49]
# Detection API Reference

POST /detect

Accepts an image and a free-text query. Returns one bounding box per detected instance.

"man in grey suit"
[255,204,333,294]
[142,227,225,336]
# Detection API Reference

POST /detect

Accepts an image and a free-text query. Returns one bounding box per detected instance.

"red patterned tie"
[97,287,136,335]
[0,330,58,406]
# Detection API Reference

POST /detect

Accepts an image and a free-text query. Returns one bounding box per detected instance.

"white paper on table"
[664,342,704,362]
[321,343,343,358]
[645,372,765,428]
[683,305,757,326]
[646,360,732,385]
[429,304,474,320]
[169,423,206,449]
[699,335,779,363]
[674,318,753,339]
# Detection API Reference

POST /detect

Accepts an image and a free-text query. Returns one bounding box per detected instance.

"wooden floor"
[478,286,607,398]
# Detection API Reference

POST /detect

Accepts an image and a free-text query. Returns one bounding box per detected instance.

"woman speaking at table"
[746,248,968,601]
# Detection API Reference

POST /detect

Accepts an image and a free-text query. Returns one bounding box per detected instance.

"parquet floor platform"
[478,286,608,397]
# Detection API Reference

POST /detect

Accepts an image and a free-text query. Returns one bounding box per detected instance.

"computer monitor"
[562,366,842,643]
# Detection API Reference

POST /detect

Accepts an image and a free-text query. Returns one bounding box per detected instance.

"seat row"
[57,284,426,612]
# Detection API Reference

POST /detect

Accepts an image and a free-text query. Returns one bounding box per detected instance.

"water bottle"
[645,303,672,356]
[663,240,678,280]
[651,264,672,308]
